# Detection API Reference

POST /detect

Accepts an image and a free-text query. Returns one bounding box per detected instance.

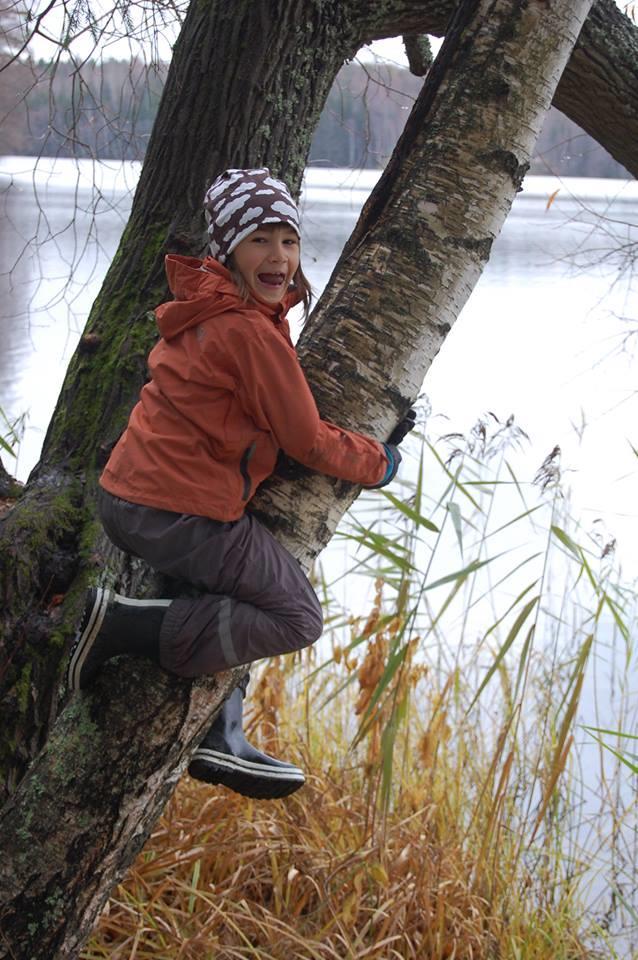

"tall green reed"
[306,412,638,954]
[86,411,638,959]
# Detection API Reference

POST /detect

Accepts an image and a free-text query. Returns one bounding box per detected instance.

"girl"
[67,168,415,800]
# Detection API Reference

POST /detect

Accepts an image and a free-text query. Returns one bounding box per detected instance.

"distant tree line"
[0,58,165,159]
[0,57,629,178]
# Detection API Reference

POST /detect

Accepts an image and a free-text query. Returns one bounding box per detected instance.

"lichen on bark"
[1,0,627,955]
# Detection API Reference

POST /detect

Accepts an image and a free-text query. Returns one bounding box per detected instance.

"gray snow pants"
[98,489,323,678]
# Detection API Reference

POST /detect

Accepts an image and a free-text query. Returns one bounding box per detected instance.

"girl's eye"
[249,233,298,246]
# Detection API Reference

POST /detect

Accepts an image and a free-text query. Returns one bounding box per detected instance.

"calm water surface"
[2,157,638,944]
[1,158,637,566]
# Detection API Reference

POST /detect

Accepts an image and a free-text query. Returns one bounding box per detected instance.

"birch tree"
[0,0,620,956]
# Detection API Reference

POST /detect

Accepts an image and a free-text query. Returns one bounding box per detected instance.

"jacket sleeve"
[224,320,388,487]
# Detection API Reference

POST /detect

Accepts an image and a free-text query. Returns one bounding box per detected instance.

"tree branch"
[354,0,638,178]
[553,0,637,178]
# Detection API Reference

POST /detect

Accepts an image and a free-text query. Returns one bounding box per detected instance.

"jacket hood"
[155,254,302,340]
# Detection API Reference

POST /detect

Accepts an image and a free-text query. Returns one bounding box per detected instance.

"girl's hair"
[227,226,313,324]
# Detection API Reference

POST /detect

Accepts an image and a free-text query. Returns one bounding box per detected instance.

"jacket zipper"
[239,441,256,500]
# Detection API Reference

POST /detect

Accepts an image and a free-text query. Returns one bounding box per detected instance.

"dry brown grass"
[90,771,488,959]
[84,665,591,960]
[83,426,634,959]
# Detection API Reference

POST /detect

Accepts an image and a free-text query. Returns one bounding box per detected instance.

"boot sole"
[66,587,112,692]
[189,748,305,799]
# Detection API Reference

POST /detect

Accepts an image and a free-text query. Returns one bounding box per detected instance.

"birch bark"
[0,0,599,956]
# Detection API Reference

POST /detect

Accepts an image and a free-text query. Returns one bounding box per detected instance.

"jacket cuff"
[364,443,401,489]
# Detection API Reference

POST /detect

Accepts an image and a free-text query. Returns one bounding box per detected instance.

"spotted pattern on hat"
[203,168,300,264]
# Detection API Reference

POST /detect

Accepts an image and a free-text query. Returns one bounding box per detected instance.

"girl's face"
[231,225,300,305]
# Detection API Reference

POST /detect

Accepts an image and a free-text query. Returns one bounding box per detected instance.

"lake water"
[1,157,637,568]
[1,156,638,947]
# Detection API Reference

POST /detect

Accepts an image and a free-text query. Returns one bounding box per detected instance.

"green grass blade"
[551,524,581,560]
[338,517,415,573]
[447,501,463,556]
[380,695,407,813]
[188,858,201,914]
[467,595,540,712]
[487,504,545,540]
[584,732,638,776]
[555,634,593,718]
[0,435,16,457]
[583,725,638,742]
[414,441,425,517]
[425,438,482,511]
[604,593,630,642]
[512,623,535,703]
[430,578,466,631]
[423,552,507,593]
[380,488,439,532]
[480,579,540,645]
[353,644,409,747]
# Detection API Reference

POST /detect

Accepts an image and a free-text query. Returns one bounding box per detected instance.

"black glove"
[388,408,416,446]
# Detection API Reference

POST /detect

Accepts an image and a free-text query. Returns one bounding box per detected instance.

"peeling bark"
[253,0,599,553]
[0,0,618,955]
[1,0,635,804]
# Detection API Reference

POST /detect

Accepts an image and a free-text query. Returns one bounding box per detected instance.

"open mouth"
[257,273,286,287]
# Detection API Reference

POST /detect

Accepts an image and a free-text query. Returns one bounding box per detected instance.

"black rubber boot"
[188,686,305,800]
[66,587,172,692]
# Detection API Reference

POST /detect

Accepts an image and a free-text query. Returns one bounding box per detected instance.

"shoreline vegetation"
[83,418,638,958]
[1,5,635,955]
[0,59,629,180]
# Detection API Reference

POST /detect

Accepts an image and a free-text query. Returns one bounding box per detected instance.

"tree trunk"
[0,0,602,955]
[1,0,635,804]
[387,0,638,179]
[0,0,372,800]
[253,0,604,551]
[0,660,238,960]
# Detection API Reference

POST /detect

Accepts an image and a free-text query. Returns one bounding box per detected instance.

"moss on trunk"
[0,0,629,954]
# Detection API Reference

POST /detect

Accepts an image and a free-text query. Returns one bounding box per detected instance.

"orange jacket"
[100,255,388,522]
